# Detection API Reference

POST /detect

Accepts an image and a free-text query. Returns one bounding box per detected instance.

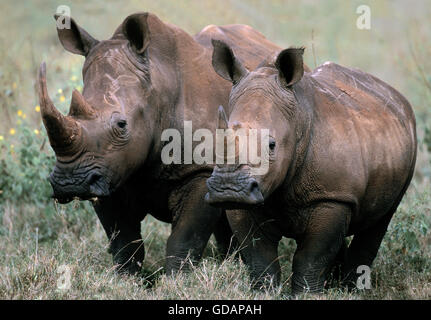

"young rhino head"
[40,13,177,203]
[205,40,305,208]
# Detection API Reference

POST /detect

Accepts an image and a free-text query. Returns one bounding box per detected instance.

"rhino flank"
[206,40,417,294]
[38,12,282,274]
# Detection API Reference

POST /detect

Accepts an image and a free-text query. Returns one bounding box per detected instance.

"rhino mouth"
[53,195,106,204]
[205,169,264,209]
[49,170,111,204]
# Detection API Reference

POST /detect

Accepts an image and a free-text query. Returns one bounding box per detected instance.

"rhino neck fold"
[282,81,314,189]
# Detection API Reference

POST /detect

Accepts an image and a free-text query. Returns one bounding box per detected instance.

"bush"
[0,124,54,206]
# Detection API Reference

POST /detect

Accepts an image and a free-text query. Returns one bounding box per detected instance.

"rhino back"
[194,24,281,71]
[290,62,417,231]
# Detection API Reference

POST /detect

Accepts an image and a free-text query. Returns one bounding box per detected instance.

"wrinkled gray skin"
[39,13,282,275]
[206,40,417,294]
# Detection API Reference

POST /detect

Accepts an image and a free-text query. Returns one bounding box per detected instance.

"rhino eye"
[117,120,127,129]
[269,139,276,151]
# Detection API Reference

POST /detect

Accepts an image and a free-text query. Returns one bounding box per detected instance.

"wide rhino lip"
[49,167,112,204]
[53,194,107,204]
[51,188,110,204]
[205,167,264,209]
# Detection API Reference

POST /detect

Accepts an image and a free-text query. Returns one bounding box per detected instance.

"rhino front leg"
[227,209,282,289]
[165,178,223,274]
[93,196,145,275]
[292,202,349,295]
[212,210,237,259]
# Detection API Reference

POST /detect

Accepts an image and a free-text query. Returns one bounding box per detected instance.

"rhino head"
[39,13,177,203]
[205,40,306,208]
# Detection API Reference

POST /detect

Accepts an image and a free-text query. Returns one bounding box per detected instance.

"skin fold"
[38,12,282,275]
[206,41,417,294]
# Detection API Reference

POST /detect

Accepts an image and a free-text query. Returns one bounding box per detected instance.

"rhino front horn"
[38,62,81,155]
[217,105,229,130]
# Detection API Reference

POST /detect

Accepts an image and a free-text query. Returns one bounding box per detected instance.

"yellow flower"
[16,120,22,125]
[10,144,14,148]
[17,110,23,117]
[12,82,17,89]
[70,75,78,81]
[35,105,41,112]
[34,129,40,135]
[9,128,15,135]
[60,95,65,102]
[77,85,83,92]
[0,135,4,141]
[22,114,26,119]
[58,88,63,94]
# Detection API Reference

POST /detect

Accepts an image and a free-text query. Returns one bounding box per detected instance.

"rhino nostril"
[247,180,264,204]
[87,172,102,186]
[249,180,259,192]
[269,139,276,151]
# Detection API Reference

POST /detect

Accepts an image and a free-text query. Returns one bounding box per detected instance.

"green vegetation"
[0,0,430,299]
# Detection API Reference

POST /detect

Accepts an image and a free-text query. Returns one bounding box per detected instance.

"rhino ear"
[53,15,98,56]
[123,13,150,54]
[275,47,305,88]
[211,39,248,85]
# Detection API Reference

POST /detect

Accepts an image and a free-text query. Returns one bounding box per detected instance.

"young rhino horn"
[217,105,229,130]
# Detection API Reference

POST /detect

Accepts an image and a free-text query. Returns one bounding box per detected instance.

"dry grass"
[0,183,429,299]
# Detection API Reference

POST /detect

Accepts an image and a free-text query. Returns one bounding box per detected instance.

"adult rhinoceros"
[205,40,417,294]
[38,12,282,274]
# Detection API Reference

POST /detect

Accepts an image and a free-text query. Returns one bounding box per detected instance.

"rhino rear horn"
[38,62,81,154]
[69,89,95,118]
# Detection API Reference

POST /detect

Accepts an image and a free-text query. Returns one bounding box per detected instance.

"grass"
[0,184,429,299]
[0,0,430,299]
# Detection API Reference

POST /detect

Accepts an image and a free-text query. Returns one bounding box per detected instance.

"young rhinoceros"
[205,40,417,294]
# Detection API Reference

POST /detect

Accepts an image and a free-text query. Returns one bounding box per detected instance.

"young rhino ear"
[53,15,98,56]
[275,47,305,87]
[211,39,248,84]
[123,12,151,54]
